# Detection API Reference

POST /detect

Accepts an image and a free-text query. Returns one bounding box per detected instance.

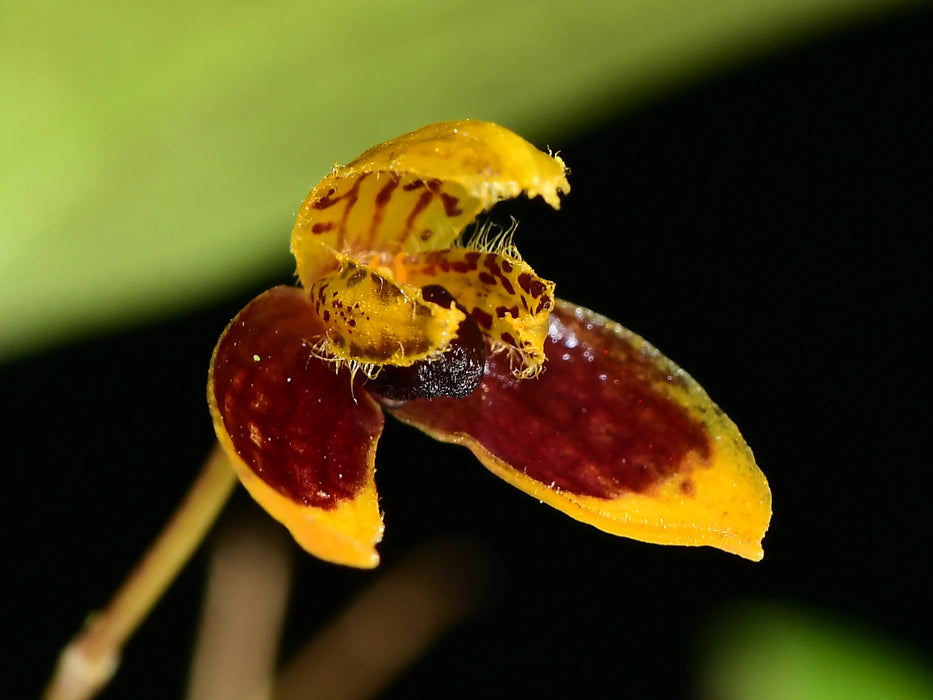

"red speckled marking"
[389,304,711,498]
[336,173,367,248]
[471,307,493,330]
[405,190,433,230]
[306,173,372,250]
[440,192,463,217]
[375,176,400,205]
[367,175,401,241]
[312,188,340,210]
[211,286,382,509]
[483,254,516,294]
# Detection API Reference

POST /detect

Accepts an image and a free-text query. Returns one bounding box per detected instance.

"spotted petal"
[208,286,385,568]
[400,248,555,377]
[388,300,772,561]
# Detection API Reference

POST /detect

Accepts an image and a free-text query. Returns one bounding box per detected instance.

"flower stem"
[187,506,293,700]
[44,443,238,700]
[267,539,491,700]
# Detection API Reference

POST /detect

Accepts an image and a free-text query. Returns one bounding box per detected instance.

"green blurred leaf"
[700,603,933,700]
[0,0,918,361]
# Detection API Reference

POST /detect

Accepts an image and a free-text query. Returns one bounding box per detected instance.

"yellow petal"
[291,120,569,286]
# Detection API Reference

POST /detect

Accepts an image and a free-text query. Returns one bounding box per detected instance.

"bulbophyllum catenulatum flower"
[208,120,772,568]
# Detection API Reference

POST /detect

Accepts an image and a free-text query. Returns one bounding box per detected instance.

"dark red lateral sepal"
[388,300,771,560]
[208,285,385,567]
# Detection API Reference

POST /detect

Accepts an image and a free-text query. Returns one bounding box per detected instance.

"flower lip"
[364,285,487,402]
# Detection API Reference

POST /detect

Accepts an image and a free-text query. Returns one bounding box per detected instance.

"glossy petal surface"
[208,286,385,567]
[389,300,771,560]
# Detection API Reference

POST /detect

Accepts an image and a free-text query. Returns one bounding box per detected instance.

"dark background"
[7,7,930,698]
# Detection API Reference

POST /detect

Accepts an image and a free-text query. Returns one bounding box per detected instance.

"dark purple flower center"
[365,285,486,402]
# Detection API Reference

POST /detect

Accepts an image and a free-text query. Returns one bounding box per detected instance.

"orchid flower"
[46,120,772,700]
[207,120,771,567]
